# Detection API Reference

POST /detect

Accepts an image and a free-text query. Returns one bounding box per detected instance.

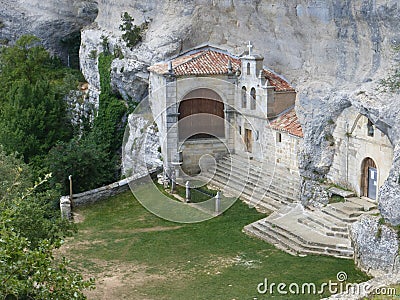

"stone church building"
[147,44,393,203]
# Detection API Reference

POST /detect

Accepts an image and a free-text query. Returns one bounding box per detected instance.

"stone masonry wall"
[327,105,393,195]
[65,167,159,207]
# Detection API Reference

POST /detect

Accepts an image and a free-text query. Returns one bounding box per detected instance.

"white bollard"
[60,196,72,220]
[215,191,221,214]
[185,181,191,203]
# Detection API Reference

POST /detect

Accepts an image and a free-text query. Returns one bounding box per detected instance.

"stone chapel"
[147,43,393,204]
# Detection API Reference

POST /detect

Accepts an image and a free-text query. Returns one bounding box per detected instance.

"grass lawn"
[61,185,370,299]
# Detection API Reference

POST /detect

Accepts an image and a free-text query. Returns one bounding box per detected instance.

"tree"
[45,135,114,194]
[0,35,80,164]
[119,12,143,49]
[0,148,94,298]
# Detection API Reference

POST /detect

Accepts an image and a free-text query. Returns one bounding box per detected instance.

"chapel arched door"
[361,157,378,200]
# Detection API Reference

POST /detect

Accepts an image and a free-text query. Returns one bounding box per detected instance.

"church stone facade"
[148,44,392,202]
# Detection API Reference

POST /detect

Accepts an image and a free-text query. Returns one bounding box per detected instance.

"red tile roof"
[148,49,241,76]
[148,46,294,92]
[263,69,295,92]
[269,107,303,138]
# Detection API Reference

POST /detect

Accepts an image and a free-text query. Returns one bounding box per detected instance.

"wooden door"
[361,158,377,200]
[245,129,252,153]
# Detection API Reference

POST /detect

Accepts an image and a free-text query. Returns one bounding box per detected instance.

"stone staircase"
[244,198,378,259]
[199,153,301,212]
[199,153,379,259]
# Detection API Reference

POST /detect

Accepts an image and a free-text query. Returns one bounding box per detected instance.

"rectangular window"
[276,132,282,143]
[239,126,242,135]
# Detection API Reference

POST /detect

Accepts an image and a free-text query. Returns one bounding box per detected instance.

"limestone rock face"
[350,215,400,276]
[0,0,98,61]
[3,0,400,222]
[77,0,400,220]
[122,114,162,177]
[379,144,400,225]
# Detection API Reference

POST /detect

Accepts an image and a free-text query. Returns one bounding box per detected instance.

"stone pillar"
[60,196,72,220]
[185,181,190,203]
[215,191,221,214]
[165,77,179,176]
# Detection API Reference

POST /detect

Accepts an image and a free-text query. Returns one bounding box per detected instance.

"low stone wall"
[61,167,160,210]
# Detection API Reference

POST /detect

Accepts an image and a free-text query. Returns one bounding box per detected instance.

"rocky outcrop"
[122,114,162,177]
[3,1,399,222]
[350,215,400,276]
[379,144,400,225]
[0,0,98,63]
[76,0,400,219]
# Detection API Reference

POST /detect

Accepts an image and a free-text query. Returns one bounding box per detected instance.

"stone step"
[200,173,282,212]
[297,217,349,239]
[321,206,360,223]
[208,170,295,208]
[247,219,353,259]
[219,156,301,185]
[345,197,377,211]
[202,171,291,212]
[214,162,300,200]
[327,202,367,217]
[304,210,349,233]
[265,213,352,250]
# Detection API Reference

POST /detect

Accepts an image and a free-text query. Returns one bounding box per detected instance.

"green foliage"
[88,49,97,60]
[0,149,93,298]
[45,136,114,194]
[100,35,110,54]
[93,52,127,158]
[0,35,78,164]
[119,12,143,49]
[46,52,127,193]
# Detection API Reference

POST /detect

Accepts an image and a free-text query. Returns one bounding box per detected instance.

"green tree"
[119,12,143,49]
[0,148,94,298]
[0,35,79,164]
[45,135,114,194]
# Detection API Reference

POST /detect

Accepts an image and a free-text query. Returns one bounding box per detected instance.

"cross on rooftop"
[247,41,253,55]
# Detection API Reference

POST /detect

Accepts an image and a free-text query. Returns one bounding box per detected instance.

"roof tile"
[269,108,303,138]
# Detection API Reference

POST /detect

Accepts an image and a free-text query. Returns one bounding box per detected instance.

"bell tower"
[241,42,264,80]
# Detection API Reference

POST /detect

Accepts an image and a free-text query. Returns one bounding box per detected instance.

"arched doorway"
[178,88,225,141]
[361,157,378,200]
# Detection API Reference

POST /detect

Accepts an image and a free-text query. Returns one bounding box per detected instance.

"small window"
[247,62,251,75]
[276,132,282,143]
[250,88,256,110]
[239,126,242,135]
[241,86,247,108]
[367,119,374,137]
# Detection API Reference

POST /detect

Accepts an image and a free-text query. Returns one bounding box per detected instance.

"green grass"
[64,187,370,299]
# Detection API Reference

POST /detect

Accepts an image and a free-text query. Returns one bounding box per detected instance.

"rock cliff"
[77,0,400,222]
[2,0,400,223]
[0,0,98,64]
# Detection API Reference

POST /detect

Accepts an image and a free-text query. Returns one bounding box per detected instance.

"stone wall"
[180,138,228,174]
[65,167,159,207]
[327,106,393,196]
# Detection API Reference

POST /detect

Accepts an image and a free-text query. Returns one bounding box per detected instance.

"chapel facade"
[147,44,393,202]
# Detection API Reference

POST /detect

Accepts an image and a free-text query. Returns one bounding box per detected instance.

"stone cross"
[247,41,253,56]
[215,191,221,214]
[185,181,191,203]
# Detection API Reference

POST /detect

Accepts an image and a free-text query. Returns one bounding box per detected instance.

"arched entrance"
[361,157,378,200]
[178,88,225,141]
